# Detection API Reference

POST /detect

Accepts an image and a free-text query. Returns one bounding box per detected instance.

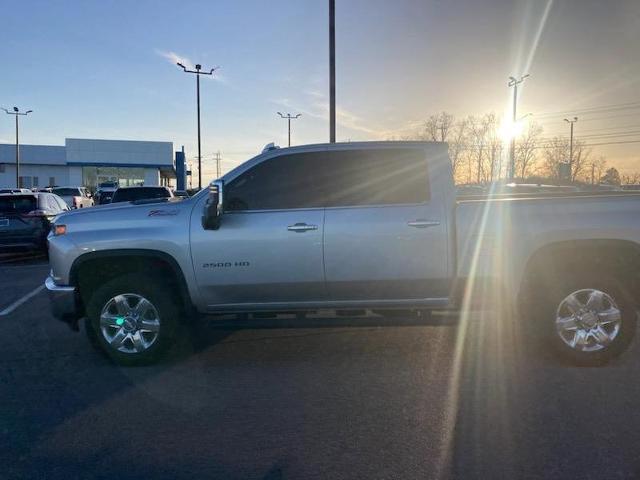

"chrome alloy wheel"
[100,293,161,354]
[555,288,622,352]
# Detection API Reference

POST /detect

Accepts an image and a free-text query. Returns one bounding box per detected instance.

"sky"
[1,0,640,179]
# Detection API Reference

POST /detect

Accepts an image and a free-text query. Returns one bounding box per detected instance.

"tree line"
[402,111,634,186]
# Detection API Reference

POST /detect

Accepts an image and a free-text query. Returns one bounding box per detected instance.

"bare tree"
[541,136,591,182]
[621,172,640,185]
[590,156,607,184]
[515,121,543,179]
[541,137,568,180]
[448,118,468,181]
[464,114,499,184]
[570,139,591,182]
[423,112,454,142]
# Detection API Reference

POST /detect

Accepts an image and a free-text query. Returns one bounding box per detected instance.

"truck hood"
[55,198,190,224]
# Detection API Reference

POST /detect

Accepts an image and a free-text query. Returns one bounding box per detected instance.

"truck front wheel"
[85,273,180,366]
[538,276,636,366]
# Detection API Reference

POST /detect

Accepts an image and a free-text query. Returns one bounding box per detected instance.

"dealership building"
[0,138,188,190]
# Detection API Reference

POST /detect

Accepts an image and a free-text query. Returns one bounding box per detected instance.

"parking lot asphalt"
[3,252,640,479]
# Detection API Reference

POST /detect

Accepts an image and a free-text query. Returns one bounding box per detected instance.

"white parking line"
[0,285,45,316]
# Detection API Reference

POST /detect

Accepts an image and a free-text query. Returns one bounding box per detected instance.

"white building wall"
[65,139,173,167]
[0,165,70,188]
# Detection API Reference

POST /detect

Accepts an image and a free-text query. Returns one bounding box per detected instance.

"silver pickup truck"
[45,141,640,366]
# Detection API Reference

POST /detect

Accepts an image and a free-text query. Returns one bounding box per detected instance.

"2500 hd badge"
[202,261,250,268]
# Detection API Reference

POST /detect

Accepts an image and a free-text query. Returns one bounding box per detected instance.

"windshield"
[111,187,171,203]
[0,195,37,214]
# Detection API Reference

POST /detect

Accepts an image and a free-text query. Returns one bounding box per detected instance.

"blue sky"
[1,0,639,177]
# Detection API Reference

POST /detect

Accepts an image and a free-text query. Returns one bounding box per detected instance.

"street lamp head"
[195,64,201,70]
[177,62,186,70]
[13,107,18,112]
[522,74,530,80]
[277,112,283,117]
[295,114,302,118]
[25,110,33,114]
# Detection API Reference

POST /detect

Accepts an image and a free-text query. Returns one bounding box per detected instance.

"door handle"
[408,220,440,228]
[287,223,318,232]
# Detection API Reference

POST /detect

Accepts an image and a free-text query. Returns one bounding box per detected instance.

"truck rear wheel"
[537,276,636,366]
[85,273,180,366]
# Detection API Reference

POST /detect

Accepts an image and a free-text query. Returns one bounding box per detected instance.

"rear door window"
[323,148,429,207]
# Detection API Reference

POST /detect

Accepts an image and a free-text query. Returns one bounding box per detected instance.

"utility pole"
[564,116,578,181]
[277,112,302,147]
[591,162,595,184]
[177,62,218,190]
[2,107,33,188]
[508,74,529,181]
[329,0,336,143]
[215,151,221,178]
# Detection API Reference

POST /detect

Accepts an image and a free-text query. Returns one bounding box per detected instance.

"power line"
[533,101,640,119]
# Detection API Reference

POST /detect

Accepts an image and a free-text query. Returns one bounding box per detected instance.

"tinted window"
[323,148,429,207]
[225,152,326,211]
[111,187,171,203]
[0,195,37,214]
[53,188,80,196]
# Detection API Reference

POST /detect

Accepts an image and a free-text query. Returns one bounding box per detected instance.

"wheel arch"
[518,238,640,309]
[70,249,195,319]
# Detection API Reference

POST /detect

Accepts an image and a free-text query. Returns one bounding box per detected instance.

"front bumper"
[45,275,81,330]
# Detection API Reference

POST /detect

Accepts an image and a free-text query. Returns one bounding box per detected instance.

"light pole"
[508,74,529,180]
[177,62,218,190]
[329,0,336,143]
[277,112,301,147]
[564,116,578,181]
[2,107,33,188]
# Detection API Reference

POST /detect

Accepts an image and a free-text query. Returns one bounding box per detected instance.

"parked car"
[0,192,69,253]
[0,188,32,194]
[96,190,115,205]
[52,187,94,209]
[45,141,640,366]
[173,190,190,200]
[110,186,173,203]
[95,181,118,205]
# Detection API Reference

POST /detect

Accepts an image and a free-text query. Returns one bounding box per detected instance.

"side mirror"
[202,180,223,230]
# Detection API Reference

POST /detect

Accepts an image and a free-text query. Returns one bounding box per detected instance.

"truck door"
[322,146,449,301]
[190,150,327,309]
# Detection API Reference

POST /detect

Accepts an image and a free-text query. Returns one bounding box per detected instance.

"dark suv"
[0,193,69,252]
[110,186,173,203]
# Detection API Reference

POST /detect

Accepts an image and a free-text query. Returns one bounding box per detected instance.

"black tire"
[85,273,181,366]
[536,275,636,366]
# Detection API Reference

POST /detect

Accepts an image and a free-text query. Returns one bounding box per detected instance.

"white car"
[52,187,94,209]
